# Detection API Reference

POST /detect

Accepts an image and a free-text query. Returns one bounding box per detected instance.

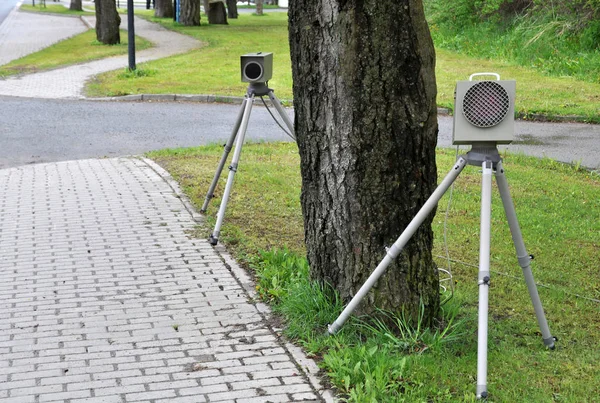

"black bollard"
[127,0,136,70]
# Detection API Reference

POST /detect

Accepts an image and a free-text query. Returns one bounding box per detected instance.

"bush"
[424,0,600,83]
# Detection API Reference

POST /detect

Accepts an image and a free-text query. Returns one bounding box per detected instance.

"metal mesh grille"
[462,81,510,128]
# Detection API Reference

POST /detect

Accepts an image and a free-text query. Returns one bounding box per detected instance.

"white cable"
[435,255,600,304]
[439,146,460,305]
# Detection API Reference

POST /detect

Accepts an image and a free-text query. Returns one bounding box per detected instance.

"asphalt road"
[0,96,598,170]
[0,97,294,168]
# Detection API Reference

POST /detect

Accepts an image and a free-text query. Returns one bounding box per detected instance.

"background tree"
[154,0,174,18]
[226,0,238,18]
[288,0,440,324]
[180,0,201,25]
[95,0,120,45]
[207,0,228,24]
[256,0,263,15]
[69,0,82,12]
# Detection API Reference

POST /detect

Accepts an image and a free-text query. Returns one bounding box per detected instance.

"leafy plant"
[323,343,412,402]
[253,248,309,302]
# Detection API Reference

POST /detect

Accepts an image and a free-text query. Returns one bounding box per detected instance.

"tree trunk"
[69,0,82,11]
[203,0,209,14]
[95,0,121,45]
[226,0,238,18]
[154,0,174,18]
[256,0,263,15]
[207,0,227,23]
[180,0,201,25]
[288,0,440,325]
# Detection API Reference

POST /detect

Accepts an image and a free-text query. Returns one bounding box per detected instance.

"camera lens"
[244,62,263,81]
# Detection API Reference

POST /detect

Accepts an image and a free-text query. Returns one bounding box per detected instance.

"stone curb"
[140,156,336,402]
[80,15,94,29]
[94,94,598,123]
[140,157,204,224]
[93,93,449,114]
[213,242,336,403]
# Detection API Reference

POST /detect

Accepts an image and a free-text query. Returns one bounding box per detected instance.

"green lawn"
[10,7,600,121]
[147,143,600,401]
[0,29,153,78]
[84,11,600,121]
[20,4,94,16]
[86,11,293,99]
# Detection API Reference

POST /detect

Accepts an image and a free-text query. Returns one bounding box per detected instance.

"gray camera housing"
[241,52,273,83]
[452,79,516,145]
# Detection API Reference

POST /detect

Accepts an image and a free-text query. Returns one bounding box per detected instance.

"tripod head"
[464,142,502,169]
[246,82,271,97]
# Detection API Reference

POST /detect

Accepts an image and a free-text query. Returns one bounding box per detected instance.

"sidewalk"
[0,9,87,66]
[0,157,333,402]
[0,8,201,98]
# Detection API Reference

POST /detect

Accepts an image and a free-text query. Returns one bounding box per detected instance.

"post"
[127,0,136,71]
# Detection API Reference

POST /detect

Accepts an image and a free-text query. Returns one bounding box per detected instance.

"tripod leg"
[327,156,468,335]
[201,98,248,213]
[495,161,555,348]
[267,90,295,140]
[209,94,255,245]
[476,160,493,399]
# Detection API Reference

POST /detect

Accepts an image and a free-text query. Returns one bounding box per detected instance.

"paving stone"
[0,157,329,402]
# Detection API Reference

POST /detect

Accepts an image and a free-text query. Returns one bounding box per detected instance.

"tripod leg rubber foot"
[544,336,556,349]
[208,235,218,246]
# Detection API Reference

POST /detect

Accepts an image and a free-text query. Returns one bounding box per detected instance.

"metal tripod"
[326,143,555,399]
[200,83,295,246]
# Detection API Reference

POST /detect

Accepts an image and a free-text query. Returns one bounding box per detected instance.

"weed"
[118,68,158,79]
[356,302,467,355]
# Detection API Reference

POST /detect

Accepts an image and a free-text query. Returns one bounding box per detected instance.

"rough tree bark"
[180,0,201,25]
[207,0,228,24]
[226,0,238,18]
[95,0,120,45]
[256,0,263,15]
[154,0,174,18]
[288,0,440,324]
[69,0,82,12]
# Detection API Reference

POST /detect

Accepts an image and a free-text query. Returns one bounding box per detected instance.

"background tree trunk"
[180,0,201,25]
[288,0,440,324]
[207,0,227,23]
[226,0,238,18]
[95,0,120,45]
[203,0,209,14]
[154,0,174,18]
[69,0,82,11]
[256,0,263,15]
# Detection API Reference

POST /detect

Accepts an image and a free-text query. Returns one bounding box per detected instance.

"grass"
[0,30,153,78]
[436,49,600,122]
[85,11,600,121]
[20,4,95,16]
[147,142,600,401]
[425,1,600,85]
[85,11,293,99]
[236,4,282,9]
[12,7,600,120]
